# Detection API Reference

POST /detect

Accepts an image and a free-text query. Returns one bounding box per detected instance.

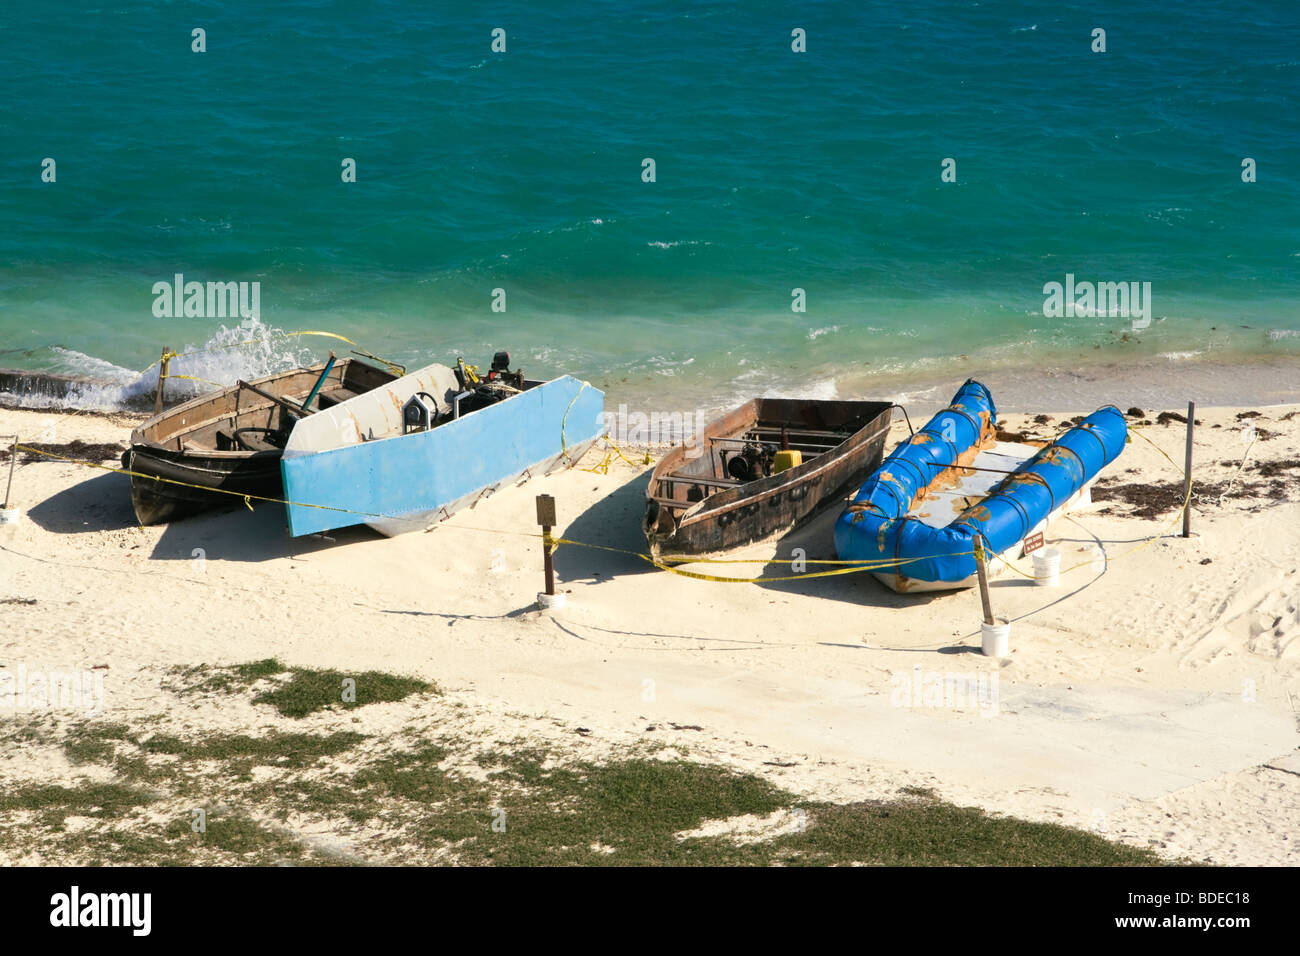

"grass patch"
[252,667,433,719]
[169,659,435,718]
[347,751,1165,866]
[253,779,377,825]
[750,800,1164,866]
[898,785,937,799]
[140,730,366,768]
[0,782,155,829]
[466,758,790,866]
[5,675,1177,867]
[162,812,315,863]
[62,721,135,766]
[55,811,337,866]
[66,828,190,867]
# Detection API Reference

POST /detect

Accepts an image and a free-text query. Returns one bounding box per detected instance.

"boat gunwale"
[127,357,390,451]
[281,373,552,459]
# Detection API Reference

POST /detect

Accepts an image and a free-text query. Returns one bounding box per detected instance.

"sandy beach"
[1,394,1296,865]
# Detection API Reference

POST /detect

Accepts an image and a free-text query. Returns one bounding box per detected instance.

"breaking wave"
[0,318,319,411]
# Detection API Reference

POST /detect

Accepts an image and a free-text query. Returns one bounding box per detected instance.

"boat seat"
[651,495,700,509]
[317,388,361,409]
[216,428,278,452]
[661,473,739,488]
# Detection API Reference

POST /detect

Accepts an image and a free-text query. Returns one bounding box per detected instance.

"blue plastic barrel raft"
[834,380,1127,591]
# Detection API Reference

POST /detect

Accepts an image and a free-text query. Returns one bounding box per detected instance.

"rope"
[11,442,971,584]
[558,381,588,466]
[990,424,1193,582]
[134,330,405,379]
[164,373,228,389]
[1217,434,1256,506]
[6,418,1203,589]
[15,444,398,521]
[581,436,652,475]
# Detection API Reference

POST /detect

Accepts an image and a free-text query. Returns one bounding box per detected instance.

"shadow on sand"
[552,470,656,582]
[24,467,380,562]
[145,502,380,563]
[745,506,955,611]
[25,472,139,534]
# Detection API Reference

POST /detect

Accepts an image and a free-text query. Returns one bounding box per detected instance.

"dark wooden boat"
[642,398,896,557]
[123,358,398,525]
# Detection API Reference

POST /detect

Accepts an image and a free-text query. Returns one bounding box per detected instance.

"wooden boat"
[642,397,896,557]
[279,357,606,537]
[123,358,398,525]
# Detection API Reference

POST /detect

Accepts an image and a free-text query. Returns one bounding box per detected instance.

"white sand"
[0,400,1297,864]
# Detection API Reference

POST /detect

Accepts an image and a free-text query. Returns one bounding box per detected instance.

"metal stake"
[1182,401,1194,538]
[974,538,995,626]
[3,435,17,509]
[536,494,557,596]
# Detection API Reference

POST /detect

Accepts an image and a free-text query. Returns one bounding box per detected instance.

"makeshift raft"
[280,361,605,537]
[833,380,1127,592]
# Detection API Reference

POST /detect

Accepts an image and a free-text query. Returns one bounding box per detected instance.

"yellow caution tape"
[558,381,588,466]
[581,436,653,474]
[991,424,1192,582]
[11,417,1201,587]
[133,330,405,379]
[15,444,397,521]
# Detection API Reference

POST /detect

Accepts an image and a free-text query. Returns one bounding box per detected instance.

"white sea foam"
[807,325,842,340]
[645,240,711,249]
[1,318,316,412]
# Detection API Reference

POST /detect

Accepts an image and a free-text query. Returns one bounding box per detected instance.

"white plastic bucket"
[536,591,566,611]
[1032,547,1061,587]
[981,618,1010,658]
[0,508,21,525]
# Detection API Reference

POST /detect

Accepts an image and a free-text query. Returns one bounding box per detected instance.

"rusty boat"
[642,397,897,557]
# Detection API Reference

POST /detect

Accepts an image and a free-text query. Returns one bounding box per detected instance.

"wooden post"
[536,494,557,596]
[154,346,172,416]
[974,538,994,626]
[3,435,17,509]
[1181,401,1194,538]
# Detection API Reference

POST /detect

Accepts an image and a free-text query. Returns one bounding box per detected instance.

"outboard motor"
[726,442,770,482]
[486,350,524,390]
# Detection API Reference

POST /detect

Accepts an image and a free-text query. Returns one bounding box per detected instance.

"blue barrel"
[835,386,1126,584]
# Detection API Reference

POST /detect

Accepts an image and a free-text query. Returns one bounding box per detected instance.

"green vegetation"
[169,659,436,718]
[0,782,155,830]
[0,661,1172,867]
[140,731,366,768]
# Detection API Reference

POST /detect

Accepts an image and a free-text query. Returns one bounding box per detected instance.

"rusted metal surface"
[642,398,895,557]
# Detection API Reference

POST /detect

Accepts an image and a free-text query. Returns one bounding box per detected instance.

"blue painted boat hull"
[281,375,605,537]
[834,380,1127,584]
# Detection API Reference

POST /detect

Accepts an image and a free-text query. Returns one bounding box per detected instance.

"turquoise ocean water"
[0,1,1297,413]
